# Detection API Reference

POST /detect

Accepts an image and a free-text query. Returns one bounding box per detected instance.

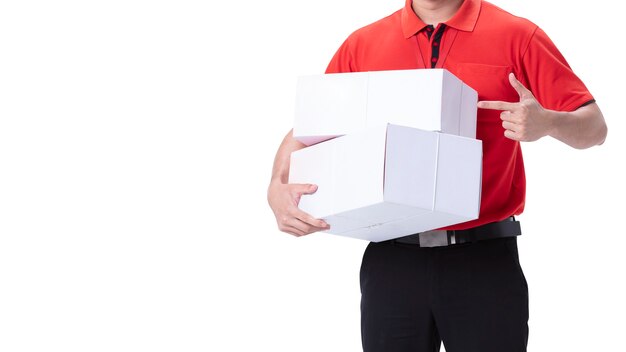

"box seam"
[432,133,440,211]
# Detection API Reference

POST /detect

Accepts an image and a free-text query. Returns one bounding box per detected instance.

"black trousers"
[360,236,528,352]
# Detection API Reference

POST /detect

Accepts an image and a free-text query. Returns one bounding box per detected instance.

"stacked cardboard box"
[289,69,482,242]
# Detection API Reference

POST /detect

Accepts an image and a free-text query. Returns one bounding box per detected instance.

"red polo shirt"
[325,0,594,230]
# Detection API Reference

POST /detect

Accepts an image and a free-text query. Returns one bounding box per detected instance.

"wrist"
[544,108,564,139]
[268,176,287,198]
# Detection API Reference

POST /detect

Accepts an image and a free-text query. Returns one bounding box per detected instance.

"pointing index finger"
[477,100,518,111]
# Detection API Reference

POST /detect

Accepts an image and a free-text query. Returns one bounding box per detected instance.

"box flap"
[366,69,444,131]
[332,125,387,214]
[459,84,478,139]
[441,70,462,136]
[434,134,482,218]
[383,124,438,211]
[293,72,368,145]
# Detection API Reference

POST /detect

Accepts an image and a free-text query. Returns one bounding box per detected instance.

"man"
[267,0,607,351]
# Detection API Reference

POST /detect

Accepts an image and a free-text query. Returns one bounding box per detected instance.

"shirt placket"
[425,24,447,68]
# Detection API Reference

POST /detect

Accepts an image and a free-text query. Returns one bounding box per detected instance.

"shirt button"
[433,42,439,46]
[431,57,438,62]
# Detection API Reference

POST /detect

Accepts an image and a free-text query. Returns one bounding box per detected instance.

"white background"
[0,0,624,351]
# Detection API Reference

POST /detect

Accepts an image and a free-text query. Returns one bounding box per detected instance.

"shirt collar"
[401,0,481,38]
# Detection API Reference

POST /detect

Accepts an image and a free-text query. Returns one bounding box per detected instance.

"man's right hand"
[267,181,330,237]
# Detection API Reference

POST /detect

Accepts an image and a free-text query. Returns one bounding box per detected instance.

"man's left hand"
[477,73,553,142]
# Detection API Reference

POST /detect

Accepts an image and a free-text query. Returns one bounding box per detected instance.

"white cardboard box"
[288,124,483,242]
[293,69,478,146]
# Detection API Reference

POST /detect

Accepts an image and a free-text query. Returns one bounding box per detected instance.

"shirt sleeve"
[325,37,355,74]
[521,27,594,112]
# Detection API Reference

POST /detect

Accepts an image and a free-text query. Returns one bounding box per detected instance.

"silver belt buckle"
[418,230,454,247]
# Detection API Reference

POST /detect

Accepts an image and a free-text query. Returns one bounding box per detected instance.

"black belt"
[393,217,522,247]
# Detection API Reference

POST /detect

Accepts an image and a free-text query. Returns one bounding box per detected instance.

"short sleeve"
[521,27,594,112]
[325,37,355,74]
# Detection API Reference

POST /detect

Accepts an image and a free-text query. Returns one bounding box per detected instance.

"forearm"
[546,103,607,149]
[270,129,306,185]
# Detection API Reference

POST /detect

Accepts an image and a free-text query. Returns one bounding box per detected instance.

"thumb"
[509,72,533,100]
[299,183,318,195]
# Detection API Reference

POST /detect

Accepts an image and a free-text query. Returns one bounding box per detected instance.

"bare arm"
[546,102,606,149]
[270,129,307,184]
[267,129,329,237]
[478,73,607,149]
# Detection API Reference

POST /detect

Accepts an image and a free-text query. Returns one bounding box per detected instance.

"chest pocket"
[447,63,517,102]
[445,63,520,132]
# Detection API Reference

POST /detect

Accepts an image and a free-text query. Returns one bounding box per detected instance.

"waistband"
[393,217,521,247]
